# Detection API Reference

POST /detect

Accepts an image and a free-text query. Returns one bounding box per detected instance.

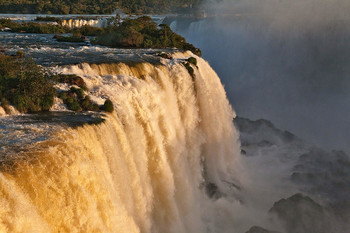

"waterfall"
[0,52,241,233]
[61,18,107,28]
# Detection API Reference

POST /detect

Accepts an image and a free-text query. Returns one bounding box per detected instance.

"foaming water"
[0,53,242,232]
[0,32,171,66]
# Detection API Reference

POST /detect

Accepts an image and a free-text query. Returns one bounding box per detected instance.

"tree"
[0,54,56,113]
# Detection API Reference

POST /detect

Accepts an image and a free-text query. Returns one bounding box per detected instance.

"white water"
[0,52,243,232]
[61,18,108,28]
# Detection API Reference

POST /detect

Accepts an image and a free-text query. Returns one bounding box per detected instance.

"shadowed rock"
[269,193,330,233]
[245,226,281,233]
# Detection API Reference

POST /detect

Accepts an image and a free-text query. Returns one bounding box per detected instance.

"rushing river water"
[0,32,172,66]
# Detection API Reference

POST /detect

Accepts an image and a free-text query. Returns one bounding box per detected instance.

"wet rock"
[234,117,301,150]
[205,182,222,199]
[245,226,281,233]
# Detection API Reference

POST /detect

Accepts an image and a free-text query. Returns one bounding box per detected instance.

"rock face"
[235,117,350,209]
[269,193,329,233]
[235,117,350,232]
[292,149,350,216]
[234,117,299,148]
[245,226,281,233]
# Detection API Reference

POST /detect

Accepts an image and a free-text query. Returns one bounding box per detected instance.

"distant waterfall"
[0,52,241,233]
[61,18,107,28]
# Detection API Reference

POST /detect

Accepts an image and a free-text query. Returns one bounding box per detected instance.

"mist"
[169,0,350,152]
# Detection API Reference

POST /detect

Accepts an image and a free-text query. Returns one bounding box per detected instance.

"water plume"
[170,0,350,151]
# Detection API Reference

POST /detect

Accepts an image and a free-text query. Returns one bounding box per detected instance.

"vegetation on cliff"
[0,18,68,34]
[35,16,63,23]
[58,87,100,112]
[0,19,102,36]
[0,52,115,114]
[94,16,201,56]
[0,16,199,114]
[1,17,201,55]
[100,99,114,113]
[183,57,197,78]
[0,53,56,113]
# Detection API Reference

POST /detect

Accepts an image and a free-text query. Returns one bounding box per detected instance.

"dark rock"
[291,148,350,213]
[100,99,114,113]
[245,226,281,233]
[234,117,300,146]
[205,182,222,199]
[187,57,197,66]
[269,193,330,233]
[183,62,195,78]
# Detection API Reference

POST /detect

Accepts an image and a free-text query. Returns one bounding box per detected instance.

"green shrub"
[70,87,77,92]
[0,98,8,107]
[184,62,194,78]
[76,88,85,99]
[58,88,100,112]
[16,50,25,58]
[69,87,85,99]
[68,101,82,112]
[0,19,69,34]
[94,16,202,56]
[65,96,74,104]
[81,97,92,110]
[187,57,197,66]
[0,54,56,113]
[58,91,68,100]
[35,16,62,24]
[41,95,55,110]
[101,99,114,113]
[91,103,100,111]
[74,25,103,36]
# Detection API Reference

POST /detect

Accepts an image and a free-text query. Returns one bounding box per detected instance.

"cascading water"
[61,18,108,28]
[0,52,242,233]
